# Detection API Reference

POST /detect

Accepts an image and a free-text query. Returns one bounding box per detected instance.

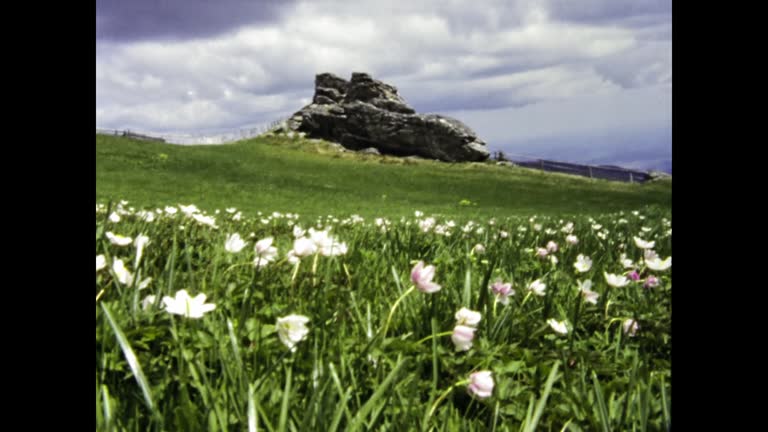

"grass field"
[96,133,671,219]
[96,134,671,431]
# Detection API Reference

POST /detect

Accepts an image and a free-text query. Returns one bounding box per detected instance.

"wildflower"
[491,280,514,305]
[604,272,630,288]
[547,318,569,335]
[292,237,317,258]
[451,325,476,351]
[467,371,494,399]
[471,244,486,255]
[643,275,660,288]
[620,253,635,269]
[134,234,150,266]
[645,256,672,271]
[162,290,216,319]
[561,222,574,233]
[411,261,441,293]
[573,254,592,273]
[627,270,640,281]
[455,308,482,327]
[112,259,133,286]
[565,234,578,245]
[528,279,546,296]
[108,212,120,223]
[141,295,156,310]
[138,277,152,290]
[578,280,599,304]
[254,237,278,267]
[546,241,558,253]
[192,213,218,228]
[276,314,310,352]
[499,230,509,239]
[96,255,106,272]
[105,232,132,246]
[550,255,558,265]
[224,233,247,253]
[622,319,640,337]
[533,223,542,231]
[633,237,655,249]
[164,206,178,215]
[536,248,549,258]
[293,225,306,238]
[179,204,199,216]
[225,207,237,213]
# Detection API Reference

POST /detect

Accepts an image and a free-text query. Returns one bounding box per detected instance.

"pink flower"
[643,276,659,288]
[467,371,494,399]
[451,325,476,351]
[536,248,549,258]
[411,261,441,293]
[627,270,640,281]
[491,280,515,305]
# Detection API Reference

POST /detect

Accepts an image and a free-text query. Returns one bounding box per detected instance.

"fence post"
[540,160,544,170]
[588,166,593,178]
[629,172,634,183]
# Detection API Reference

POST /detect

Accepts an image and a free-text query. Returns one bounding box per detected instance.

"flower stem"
[416,331,454,345]
[380,286,416,339]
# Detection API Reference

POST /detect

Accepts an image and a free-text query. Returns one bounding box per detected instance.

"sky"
[96,0,672,172]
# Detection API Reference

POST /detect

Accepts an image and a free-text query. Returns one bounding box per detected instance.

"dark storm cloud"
[96,0,295,42]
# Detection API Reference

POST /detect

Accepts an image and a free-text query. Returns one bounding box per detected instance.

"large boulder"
[279,73,490,162]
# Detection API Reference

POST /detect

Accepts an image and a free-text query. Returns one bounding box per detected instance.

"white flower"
[533,224,542,231]
[645,256,672,271]
[604,272,630,288]
[561,222,574,234]
[620,253,635,269]
[499,230,509,239]
[138,210,155,222]
[547,318,569,335]
[112,259,133,286]
[292,237,317,258]
[574,254,593,273]
[232,212,242,221]
[293,225,306,238]
[643,249,659,262]
[592,224,602,231]
[578,280,599,304]
[641,227,652,233]
[141,295,157,310]
[622,319,639,337]
[471,244,486,255]
[105,232,132,246]
[164,206,178,215]
[633,237,655,249]
[224,233,247,253]
[565,235,578,245]
[546,241,558,253]
[192,213,218,228]
[254,237,278,267]
[414,210,423,217]
[108,212,121,223]
[134,234,150,266]
[276,314,310,352]
[225,207,237,213]
[179,204,200,216]
[550,255,558,265]
[528,279,546,296]
[96,255,106,272]
[162,290,216,319]
[451,325,476,351]
[455,308,482,327]
[467,371,494,399]
[138,277,152,290]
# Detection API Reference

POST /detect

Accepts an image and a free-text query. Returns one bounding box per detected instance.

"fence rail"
[494,152,654,183]
[96,118,289,145]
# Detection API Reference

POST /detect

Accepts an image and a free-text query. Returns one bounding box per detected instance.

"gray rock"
[281,73,490,162]
[359,147,381,155]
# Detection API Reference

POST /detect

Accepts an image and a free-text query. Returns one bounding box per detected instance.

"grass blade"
[278,364,293,432]
[347,358,408,432]
[248,382,258,432]
[592,371,612,432]
[525,361,561,432]
[100,302,155,413]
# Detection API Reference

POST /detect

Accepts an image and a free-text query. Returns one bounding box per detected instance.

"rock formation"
[276,72,490,162]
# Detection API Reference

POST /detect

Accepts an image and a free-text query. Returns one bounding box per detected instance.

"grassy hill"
[96,133,671,218]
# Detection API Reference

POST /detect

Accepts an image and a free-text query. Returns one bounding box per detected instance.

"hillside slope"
[96,134,671,218]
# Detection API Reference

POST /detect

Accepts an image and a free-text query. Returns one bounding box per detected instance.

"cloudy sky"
[96,0,671,171]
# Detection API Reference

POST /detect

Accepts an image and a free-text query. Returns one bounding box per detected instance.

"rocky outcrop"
[278,72,489,162]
